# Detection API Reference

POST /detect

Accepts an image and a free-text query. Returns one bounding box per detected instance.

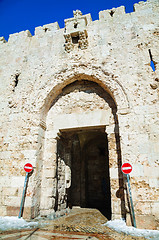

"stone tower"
[0,0,158,229]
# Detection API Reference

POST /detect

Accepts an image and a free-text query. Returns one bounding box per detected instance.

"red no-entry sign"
[121,163,132,174]
[24,163,33,173]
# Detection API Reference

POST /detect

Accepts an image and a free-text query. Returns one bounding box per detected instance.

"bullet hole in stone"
[44,28,48,32]
[148,49,155,71]
[15,75,19,87]
[109,10,115,17]
[13,74,20,91]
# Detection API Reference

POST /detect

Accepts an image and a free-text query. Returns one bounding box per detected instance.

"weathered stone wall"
[0,0,158,229]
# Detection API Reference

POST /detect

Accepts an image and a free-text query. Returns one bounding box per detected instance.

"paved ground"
[0,208,146,240]
[0,228,145,240]
[0,229,110,240]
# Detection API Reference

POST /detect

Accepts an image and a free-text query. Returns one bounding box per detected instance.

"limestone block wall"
[0,0,158,229]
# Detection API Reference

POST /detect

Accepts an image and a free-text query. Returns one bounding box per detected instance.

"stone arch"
[33,68,128,219]
[39,65,130,122]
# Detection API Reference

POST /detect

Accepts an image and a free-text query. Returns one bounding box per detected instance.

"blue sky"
[0,0,146,40]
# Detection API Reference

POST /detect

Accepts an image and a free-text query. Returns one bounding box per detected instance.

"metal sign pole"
[18,172,28,218]
[127,174,137,228]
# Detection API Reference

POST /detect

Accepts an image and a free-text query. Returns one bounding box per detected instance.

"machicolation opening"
[72,35,79,44]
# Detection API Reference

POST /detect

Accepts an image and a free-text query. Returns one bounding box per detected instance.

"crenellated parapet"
[35,22,60,37]
[0,0,158,68]
[0,0,158,47]
[99,6,126,21]
[8,30,32,43]
[99,0,159,20]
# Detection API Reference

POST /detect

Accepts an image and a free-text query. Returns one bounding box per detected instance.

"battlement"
[0,0,158,44]
[34,22,60,37]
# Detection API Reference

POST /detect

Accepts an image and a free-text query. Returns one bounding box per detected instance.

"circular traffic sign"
[121,163,132,174]
[24,163,33,173]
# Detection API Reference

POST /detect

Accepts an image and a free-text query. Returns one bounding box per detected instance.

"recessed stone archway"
[39,65,130,121]
[34,77,126,220]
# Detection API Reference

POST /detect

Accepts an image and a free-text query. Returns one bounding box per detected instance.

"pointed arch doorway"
[57,126,111,220]
[38,79,126,221]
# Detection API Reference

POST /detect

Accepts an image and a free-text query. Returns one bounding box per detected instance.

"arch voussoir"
[40,65,130,121]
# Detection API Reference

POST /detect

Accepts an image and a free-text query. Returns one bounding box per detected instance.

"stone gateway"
[0,0,158,229]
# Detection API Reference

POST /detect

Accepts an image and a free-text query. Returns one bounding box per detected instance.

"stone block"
[6,206,31,219]
[2,187,19,197]
[112,200,121,215]
[53,110,111,131]
[43,22,60,31]
[8,30,32,43]
[110,168,118,179]
[99,10,110,21]
[99,6,125,22]
[40,209,52,217]
[24,197,32,207]
[127,214,159,230]
[144,166,159,178]
[151,202,159,217]
[0,206,7,216]
[134,1,152,13]
[131,164,144,177]
[135,201,151,215]
[0,176,11,186]
[43,168,56,179]
[41,187,53,197]
[4,196,21,206]
[40,196,55,210]
[41,178,55,188]
[149,178,159,188]
[11,176,26,187]
[22,150,37,163]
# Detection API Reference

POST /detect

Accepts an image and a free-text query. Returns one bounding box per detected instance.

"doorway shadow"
[55,128,112,220]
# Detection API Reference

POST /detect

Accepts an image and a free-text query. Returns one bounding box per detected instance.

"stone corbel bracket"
[78,30,88,50]
[64,34,74,53]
